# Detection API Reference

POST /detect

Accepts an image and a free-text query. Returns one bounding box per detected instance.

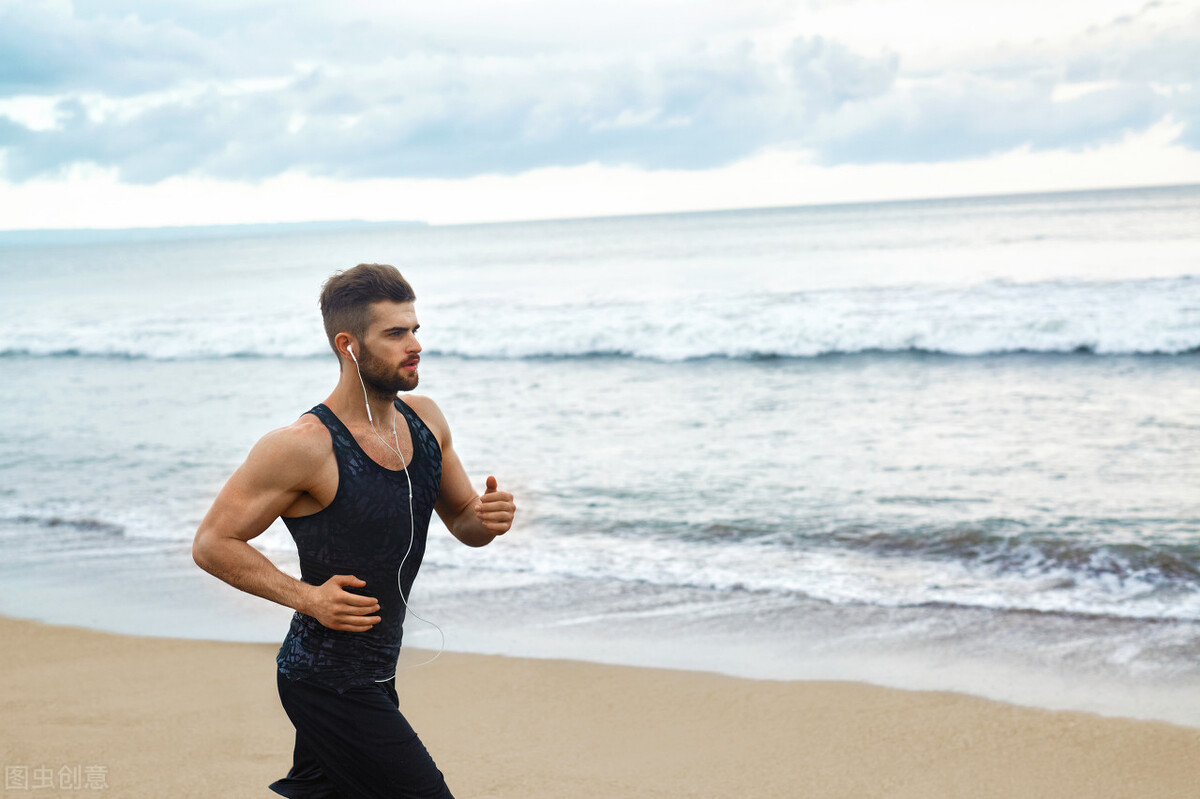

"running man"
[192,263,516,798]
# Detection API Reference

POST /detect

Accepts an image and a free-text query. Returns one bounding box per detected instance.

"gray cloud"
[2,34,897,182]
[0,2,222,95]
[809,77,1165,165]
[0,1,1197,183]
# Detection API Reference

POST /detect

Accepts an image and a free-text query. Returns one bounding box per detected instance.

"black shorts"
[269,669,454,799]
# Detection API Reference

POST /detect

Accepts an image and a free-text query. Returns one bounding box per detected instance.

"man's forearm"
[451,506,497,547]
[193,536,313,614]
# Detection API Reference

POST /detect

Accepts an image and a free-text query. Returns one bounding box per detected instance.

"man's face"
[355,301,421,396]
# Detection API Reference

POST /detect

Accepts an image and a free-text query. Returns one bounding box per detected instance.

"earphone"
[347,344,373,422]
[347,341,445,674]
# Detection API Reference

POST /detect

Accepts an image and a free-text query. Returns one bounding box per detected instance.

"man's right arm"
[191,422,381,633]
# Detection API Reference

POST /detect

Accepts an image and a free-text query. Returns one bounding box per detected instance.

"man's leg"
[271,670,454,799]
[269,732,342,799]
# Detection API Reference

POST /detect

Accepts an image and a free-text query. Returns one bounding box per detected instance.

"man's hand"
[474,475,515,536]
[304,575,381,632]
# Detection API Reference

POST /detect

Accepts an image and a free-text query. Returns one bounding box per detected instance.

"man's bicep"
[199,430,315,543]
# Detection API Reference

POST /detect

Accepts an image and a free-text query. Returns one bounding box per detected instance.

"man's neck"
[324,379,399,431]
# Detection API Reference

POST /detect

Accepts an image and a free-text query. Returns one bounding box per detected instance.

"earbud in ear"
[347,343,358,362]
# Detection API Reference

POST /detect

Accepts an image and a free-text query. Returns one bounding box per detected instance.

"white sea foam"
[2,276,1197,360]
[7,493,1195,623]
[406,523,1200,623]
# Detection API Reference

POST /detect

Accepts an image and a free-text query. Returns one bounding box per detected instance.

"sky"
[1,0,1199,228]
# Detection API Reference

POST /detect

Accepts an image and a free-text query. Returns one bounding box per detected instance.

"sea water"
[1,184,1198,723]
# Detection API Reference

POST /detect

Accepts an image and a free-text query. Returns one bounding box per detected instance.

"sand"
[1,614,1198,798]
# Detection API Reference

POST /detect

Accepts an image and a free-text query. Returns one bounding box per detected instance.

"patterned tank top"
[275,398,442,693]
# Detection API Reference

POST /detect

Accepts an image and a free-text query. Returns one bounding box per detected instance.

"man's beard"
[356,342,418,399]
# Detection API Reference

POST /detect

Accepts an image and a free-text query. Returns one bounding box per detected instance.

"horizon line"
[1,180,1197,239]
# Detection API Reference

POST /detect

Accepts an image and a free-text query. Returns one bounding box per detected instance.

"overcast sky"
[2,0,1199,228]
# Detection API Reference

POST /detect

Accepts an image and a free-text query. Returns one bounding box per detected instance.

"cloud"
[0,1,222,95]
[0,0,1197,184]
[1,35,901,182]
[809,75,1164,164]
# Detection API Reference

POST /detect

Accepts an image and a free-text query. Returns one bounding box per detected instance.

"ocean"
[2,184,1199,724]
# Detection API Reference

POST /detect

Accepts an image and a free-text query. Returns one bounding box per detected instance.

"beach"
[4,190,1200,717]
[3,188,1200,794]
[3,614,1198,798]
[4,0,1199,792]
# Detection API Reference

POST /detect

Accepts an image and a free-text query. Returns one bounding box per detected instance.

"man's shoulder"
[398,394,449,442]
[399,393,437,413]
[252,412,333,466]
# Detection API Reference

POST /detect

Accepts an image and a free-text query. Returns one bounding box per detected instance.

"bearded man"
[193,262,516,798]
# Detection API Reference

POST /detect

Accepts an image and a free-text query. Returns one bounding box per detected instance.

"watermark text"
[4,765,108,791]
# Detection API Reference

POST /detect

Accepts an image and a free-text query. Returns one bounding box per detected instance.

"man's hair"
[319,263,417,357]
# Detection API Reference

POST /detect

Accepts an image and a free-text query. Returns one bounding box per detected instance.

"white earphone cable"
[349,345,445,675]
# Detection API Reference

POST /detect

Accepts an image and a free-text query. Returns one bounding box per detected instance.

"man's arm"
[407,396,516,547]
[191,422,382,632]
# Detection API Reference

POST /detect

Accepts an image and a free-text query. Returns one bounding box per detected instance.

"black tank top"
[275,398,442,693]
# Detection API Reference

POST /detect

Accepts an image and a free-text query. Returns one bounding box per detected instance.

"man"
[192,263,515,798]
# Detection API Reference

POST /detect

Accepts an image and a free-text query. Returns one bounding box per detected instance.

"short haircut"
[319,263,417,357]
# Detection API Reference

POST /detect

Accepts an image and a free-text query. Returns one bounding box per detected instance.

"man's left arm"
[409,396,515,547]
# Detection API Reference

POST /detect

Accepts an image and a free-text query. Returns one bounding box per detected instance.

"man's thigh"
[272,671,453,799]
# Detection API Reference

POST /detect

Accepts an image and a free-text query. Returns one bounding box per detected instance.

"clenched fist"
[475,475,515,535]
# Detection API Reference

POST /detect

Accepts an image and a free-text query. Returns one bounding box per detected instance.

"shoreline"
[4,614,1200,797]
[5,535,1200,730]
